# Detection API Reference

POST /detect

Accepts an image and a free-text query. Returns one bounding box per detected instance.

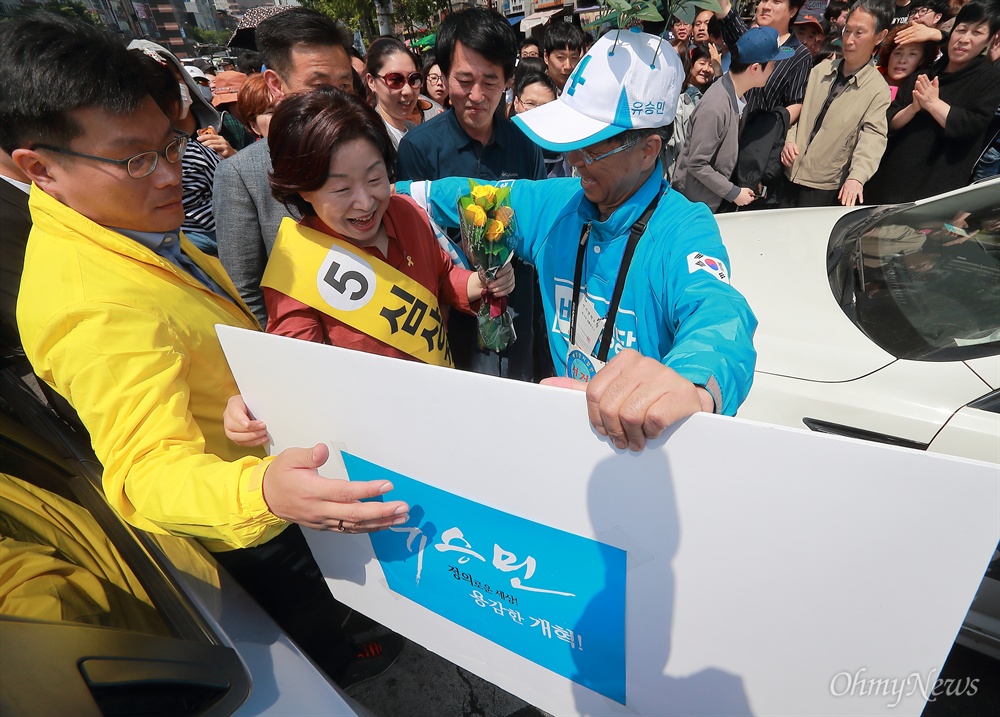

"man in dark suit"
[215,8,355,329]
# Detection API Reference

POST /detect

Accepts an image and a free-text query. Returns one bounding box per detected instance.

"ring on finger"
[336,519,346,532]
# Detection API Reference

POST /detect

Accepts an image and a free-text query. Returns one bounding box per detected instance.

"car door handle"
[802,417,928,450]
[79,658,230,715]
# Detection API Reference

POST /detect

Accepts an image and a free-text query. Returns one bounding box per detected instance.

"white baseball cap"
[184,65,208,82]
[513,27,684,152]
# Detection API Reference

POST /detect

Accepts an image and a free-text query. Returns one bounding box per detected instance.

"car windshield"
[830,182,1000,361]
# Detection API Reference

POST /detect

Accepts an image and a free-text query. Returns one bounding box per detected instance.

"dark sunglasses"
[377,71,424,90]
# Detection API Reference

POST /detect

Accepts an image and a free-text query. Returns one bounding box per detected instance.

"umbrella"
[228,5,294,51]
[411,32,436,49]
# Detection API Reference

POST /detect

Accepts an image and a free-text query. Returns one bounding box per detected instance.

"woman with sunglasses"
[365,38,423,149]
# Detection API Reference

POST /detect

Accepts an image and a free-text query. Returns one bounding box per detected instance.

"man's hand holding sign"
[544,351,714,451]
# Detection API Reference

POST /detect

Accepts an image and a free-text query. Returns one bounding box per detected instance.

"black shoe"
[337,631,405,690]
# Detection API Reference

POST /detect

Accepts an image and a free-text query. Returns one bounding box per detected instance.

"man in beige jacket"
[780,0,892,207]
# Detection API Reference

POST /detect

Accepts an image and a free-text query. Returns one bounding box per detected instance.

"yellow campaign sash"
[261,218,453,367]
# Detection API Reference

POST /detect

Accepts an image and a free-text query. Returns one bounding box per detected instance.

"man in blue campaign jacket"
[400,28,757,451]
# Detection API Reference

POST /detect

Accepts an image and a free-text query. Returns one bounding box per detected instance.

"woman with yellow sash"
[263,86,512,365]
[225,87,514,447]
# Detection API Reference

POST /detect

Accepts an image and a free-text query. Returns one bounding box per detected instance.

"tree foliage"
[300,0,445,44]
[300,0,377,41]
[394,0,448,35]
[190,26,233,46]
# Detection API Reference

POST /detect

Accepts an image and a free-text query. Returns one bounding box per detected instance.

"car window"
[832,182,1000,361]
[0,464,171,637]
[0,382,181,639]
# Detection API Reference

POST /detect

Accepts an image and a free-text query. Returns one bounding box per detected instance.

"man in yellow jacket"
[1,13,407,679]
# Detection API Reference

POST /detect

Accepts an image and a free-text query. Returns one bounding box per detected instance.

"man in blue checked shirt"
[400,28,757,452]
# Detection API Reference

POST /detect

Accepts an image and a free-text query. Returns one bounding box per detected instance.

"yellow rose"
[484,219,505,242]
[471,184,498,208]
[464,204,487,227]
[493,205,514,226]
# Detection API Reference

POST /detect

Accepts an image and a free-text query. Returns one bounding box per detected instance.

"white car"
[718,177,1000,660]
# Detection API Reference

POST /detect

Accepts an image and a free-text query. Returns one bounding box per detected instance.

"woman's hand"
[913,75,939,108]
[913,75,949,127]
[484,262,515,298]
[467,262,516,303]
[224,394,269,446]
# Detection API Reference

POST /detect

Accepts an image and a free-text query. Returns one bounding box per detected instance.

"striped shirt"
[720,8,813,118]
[181,135,221,234]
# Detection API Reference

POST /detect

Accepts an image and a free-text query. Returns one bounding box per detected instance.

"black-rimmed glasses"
[31,132,188,179]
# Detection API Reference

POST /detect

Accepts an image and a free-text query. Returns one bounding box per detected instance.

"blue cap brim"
[770,46,797,62]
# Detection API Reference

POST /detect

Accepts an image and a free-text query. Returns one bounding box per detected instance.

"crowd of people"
[664,0,1000,209]
[0,0,997,689]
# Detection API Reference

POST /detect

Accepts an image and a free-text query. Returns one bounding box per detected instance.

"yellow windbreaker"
[17,188,285,552]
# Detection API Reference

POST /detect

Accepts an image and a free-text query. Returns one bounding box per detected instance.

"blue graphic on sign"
[343,451,627,703]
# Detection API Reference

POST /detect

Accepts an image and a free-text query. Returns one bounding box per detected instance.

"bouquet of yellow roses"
[458,180,518,351]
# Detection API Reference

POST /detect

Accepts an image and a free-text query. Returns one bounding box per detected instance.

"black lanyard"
[568,191,662,362]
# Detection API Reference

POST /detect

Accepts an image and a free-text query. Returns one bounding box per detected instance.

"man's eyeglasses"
[516,98,546,110]
[377,72,424,90]
[573,138,642,165]
[31,132,188,179]
[426,73,444,84]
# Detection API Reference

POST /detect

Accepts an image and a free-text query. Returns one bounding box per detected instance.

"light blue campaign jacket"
[397,165,757,415]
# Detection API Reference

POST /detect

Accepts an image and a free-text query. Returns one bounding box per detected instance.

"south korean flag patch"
[687,252,730,284]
